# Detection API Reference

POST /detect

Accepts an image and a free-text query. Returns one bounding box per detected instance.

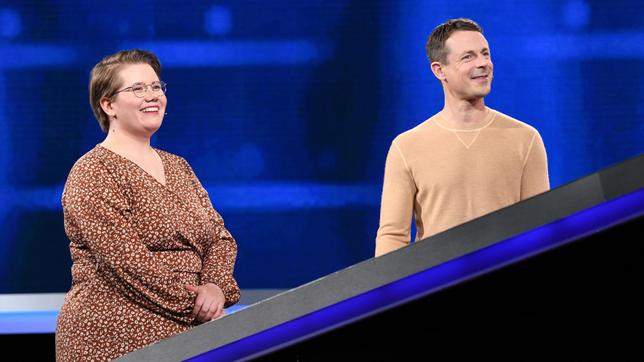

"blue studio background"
[0,0,642,293]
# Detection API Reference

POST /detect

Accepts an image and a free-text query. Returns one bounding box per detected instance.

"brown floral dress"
[55,145,240,361]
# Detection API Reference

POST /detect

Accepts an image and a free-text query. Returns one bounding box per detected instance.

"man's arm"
[375,140,417,256]
[521,131,550,200]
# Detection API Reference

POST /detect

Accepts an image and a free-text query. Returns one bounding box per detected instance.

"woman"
[55,49,240,361]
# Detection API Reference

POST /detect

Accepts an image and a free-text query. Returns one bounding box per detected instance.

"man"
[375,18,549,256]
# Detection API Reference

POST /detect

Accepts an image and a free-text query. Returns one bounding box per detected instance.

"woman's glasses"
[113,81,167,98]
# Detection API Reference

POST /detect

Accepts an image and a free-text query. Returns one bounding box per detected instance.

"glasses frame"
[112,81,167,98]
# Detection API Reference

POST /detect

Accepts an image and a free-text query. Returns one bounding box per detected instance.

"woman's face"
[106,63,167,137]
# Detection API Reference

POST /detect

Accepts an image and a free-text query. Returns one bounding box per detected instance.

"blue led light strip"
[0,304,248,335]
[189,188,644,361]
[0,311,59,334]
[3,183,380,211]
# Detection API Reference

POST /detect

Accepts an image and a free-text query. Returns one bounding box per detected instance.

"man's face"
[439,30,493,101]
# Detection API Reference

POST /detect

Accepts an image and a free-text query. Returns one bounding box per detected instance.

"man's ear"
[100,97,116,118]
[430,61,446,81]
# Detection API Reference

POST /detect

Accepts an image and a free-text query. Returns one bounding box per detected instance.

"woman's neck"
[101,128,154,157]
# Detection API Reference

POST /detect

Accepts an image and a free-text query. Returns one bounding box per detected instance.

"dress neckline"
[96,144,169,188]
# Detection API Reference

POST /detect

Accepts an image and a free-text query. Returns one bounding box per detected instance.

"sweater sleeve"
[375,140,417,257]
[179,158,241,307]
[521,131,550,200]
[62,161,195,323]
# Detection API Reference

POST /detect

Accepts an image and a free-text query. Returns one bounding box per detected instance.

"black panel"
[259,216,644,361]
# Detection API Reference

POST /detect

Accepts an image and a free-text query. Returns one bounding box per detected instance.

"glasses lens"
[126,82,166,97]
[132,85,145,97]
[152,83,164,94]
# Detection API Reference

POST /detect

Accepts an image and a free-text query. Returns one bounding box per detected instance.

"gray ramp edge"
[118,154,644,362]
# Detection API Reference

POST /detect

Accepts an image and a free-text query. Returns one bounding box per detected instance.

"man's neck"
[439,96,489,130]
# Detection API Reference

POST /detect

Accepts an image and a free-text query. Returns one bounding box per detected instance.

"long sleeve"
[180,159,241,307]
[62,161,195,323]
[521,131,550,200]
[375,140,417,257]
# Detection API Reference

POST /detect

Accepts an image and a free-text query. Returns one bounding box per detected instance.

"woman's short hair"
[89,49,162,132]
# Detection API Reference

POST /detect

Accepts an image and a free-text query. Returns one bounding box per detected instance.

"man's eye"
[151,85,162,91]
[132,86,145,92]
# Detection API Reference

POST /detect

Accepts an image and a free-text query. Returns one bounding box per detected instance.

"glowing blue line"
[1,31,642,70]
[0,305,248,334]
[500,32,644,59]
[0,310,58,334]
[1,183,380,211]
[206,183,379,210]
[0,40,329,70]
[119,40,330,66]
[0,44,78,69]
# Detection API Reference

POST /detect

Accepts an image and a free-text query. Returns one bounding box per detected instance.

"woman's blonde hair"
[89,49,162,132]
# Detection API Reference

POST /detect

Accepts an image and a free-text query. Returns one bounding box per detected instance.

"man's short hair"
[426,18,483,64]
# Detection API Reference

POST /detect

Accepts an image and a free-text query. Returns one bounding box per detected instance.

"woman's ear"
[100,97,116,119]
[431,61,446,81]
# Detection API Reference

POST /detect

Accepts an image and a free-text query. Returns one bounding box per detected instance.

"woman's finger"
[184,284,198,293]
[203,300,217,321]
[197,305,210,322]
[211,303,224,320]
[199,296,217,322]
[192,293,206,318]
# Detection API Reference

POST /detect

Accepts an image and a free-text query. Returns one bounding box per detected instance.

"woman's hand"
[185,283,226,322]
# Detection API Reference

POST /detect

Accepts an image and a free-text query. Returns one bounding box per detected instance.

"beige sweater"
[376,108,549,256]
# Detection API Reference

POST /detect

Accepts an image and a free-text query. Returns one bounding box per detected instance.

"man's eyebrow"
[458,50,476,57]
[458,47,490,57]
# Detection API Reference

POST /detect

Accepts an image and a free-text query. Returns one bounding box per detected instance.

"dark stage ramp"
[117,155,644,361]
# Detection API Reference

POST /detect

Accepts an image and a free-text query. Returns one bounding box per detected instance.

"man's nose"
[476,56,491,68]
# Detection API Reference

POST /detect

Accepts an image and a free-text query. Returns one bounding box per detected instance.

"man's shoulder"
[392,116,439,146]
[489,109,539,135]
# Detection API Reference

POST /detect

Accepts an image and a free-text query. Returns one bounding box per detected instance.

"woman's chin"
[140,118,163,133]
